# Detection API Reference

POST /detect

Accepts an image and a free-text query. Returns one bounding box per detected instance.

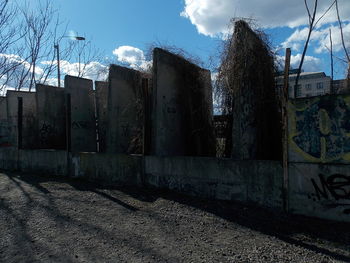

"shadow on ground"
[1,171,350,262]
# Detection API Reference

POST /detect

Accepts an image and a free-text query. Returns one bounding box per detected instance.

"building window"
[317,82,324,89]
[295,84,302,98]
[305,83,312,90]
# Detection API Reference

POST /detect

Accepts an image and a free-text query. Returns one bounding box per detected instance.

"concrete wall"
[0,147,17,170]
[288,94,350,163]
[18,149,67,176]
[289,163,350,222]
[107,65,143,154]
[65,75,96,152]
[230,21,281,160]
[95,81,108,152]
[71,152,142,186]
[151,48,215,157]
[6,91,38,149]
[0,97,10,147]
[144,156,283,209]
[36,84,66,149]
[1,146,350,222]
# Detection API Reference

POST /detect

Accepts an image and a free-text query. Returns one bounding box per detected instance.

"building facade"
[276,72,332,99]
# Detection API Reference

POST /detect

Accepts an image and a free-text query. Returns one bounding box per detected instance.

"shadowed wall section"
[151,48,215,157]
[6,91,38,149]
[107,65,143,154]
[95,81,108,153]
[0,97,10,147]
[65,76,96,152]
[36,84,66,149]
[230,21,281,160]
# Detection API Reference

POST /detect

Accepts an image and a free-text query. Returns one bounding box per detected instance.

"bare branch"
[335,0,350,62]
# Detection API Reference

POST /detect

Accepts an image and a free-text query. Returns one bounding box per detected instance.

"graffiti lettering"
[121,124,129,137]
[311,174,350,200]
[39,123,55,145]
[72,121,90,130]
[309,173,350,214]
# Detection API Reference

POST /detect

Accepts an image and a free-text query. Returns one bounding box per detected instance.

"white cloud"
[0,53,44,75]
[277,53,323,72]
[282,23,350,54]
[181,0,350,37]
[41,60,108,81]
[112,46,151,71]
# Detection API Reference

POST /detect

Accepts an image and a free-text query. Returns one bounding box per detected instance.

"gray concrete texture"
[2,147,350,222]
[19,149,67,176]
[0,147,17,170]
[151,48,216,157]
[95,81,108,152]
[36,84,66,149]
[107,65,143,154]
[144,156,283,209]
[71,152,142,186]
[0,96,10,147]
[288,94,350,164]
[6,91,38,149]
[65,75,96,152]
[230,21,281,160]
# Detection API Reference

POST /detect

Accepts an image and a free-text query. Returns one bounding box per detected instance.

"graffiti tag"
[309,173,350,214]
[72,121,90,130]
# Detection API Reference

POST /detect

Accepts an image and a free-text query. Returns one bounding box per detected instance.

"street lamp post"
[54,36,85,88]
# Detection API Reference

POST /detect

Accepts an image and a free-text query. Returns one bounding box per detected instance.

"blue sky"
[9,0,350,82]
[56,0,219,65]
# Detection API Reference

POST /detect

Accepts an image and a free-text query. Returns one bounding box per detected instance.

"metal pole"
[54,44,61,88]
[282,48,291,213]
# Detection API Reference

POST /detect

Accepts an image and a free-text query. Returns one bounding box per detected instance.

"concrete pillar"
[106,65,143,154]
[35,84,66,149]
[95,81,108,152]
[64,75,96,152]
[151,48,216,157]
[6,91,38,149]
[0,96,10,147]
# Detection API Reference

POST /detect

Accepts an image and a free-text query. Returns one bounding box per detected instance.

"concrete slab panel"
[95,81,108,152]
[0,97,10,147]
[36,84,66,149]
[65,75,96,152]
[72,152,142,186]
[0,147,17,170]
[230,21,281,160]
[288,95,350,164]
[19,149,67,176]
[107,65,143,154]
[6,91,38,149]
[289,163,350,222]
[144,156,282,209]
[151,48,215,157]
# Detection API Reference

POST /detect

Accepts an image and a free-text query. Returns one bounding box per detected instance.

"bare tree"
[0,0,26,93]
[0,0,105,93]
[294,0,336,97]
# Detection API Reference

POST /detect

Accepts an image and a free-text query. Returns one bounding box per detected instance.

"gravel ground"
[0,171,349,263]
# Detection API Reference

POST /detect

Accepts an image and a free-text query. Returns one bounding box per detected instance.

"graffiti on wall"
[289,95,350,163]
[308,173,350,214]
[0,122,11,146]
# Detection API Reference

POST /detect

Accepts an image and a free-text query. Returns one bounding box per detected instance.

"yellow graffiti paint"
[288,97,350,163]
[319,109,331,135]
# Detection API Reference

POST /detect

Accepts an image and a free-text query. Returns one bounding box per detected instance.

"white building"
[276,72,332,99]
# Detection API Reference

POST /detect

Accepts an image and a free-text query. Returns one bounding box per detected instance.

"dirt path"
[0,171,349,263]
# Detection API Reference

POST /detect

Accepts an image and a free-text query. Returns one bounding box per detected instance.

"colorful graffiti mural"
[288,95,350,163]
